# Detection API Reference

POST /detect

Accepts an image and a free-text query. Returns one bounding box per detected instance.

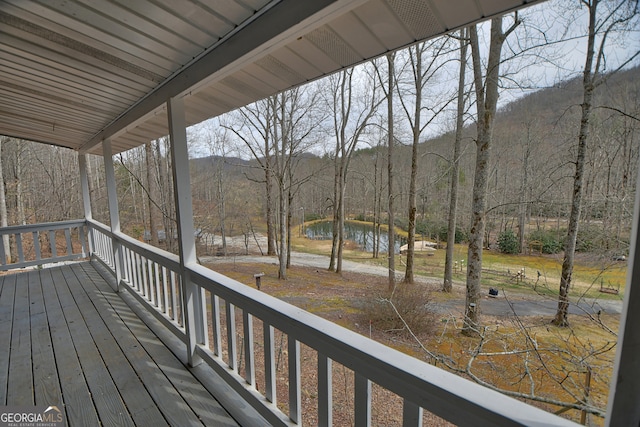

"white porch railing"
[89,219,185,338]
[0,220,88,270]
[85,219,579,426]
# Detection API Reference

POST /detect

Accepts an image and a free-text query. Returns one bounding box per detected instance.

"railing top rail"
[88,219,181,271]
[187,263,577,427]
[0,219,86,234]
[86,218,109,233]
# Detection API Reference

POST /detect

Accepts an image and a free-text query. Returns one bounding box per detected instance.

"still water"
[304,221,405,254]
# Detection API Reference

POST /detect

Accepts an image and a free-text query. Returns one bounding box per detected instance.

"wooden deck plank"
[77,264,237,426]
[79,263,238,427]
[7,271,34,405]
[59,264,169,427]
[28,270,65,411]
[119,316,239,427]
[0,274,16,405]
[52,265,135,427]
[73,263,219,426]
[44,267,100,426]
[0,262,240,427]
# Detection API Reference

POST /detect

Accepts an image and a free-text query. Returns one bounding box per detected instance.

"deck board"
[0,261,238,427]
[29,270,64,410]
[45,267,102,425]
[78,264,237,427]
[60,264,168,427]
[7,270,33,405]
[72,263,223,426]
[0,274,16,405]
[54,265,136,427]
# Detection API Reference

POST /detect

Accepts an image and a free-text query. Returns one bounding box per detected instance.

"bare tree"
[283,88,323,268]
[444,29,469,292]
[7,140,28,226]
[156,137,178,253]
[464,16,520,336]
[554,0,640,326]
[145,141,159,246]
[0,137,10,262]
[387,53,397,289]
[202,126,234,256]
[517,122,535,254]
[266,88,322,278]
[396,39,456,284]
[228,99,278,256]
[326,67,382,273]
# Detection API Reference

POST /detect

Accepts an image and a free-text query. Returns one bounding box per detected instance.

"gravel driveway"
[202,251,624,317]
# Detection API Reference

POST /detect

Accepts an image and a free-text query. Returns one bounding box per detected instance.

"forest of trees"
[0,0,638,333]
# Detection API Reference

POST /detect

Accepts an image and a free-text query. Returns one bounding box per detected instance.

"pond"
[304,221,406,254]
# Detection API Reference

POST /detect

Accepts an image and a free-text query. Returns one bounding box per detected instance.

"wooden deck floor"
[0,261,238,426]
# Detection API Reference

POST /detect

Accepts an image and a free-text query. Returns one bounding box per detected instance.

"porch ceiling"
[0,0,542,155]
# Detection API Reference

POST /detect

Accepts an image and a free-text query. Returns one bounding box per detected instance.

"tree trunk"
[265,138,276,256]
[336,172,345,273]
[329,153,340,271]
[273,95,288,280]
[387,53,396,290]
[217,166,227,256]
[278,181,288,279]
[0,138,10,262]
[157,138,177,253]
[287,188,293,268]
[373,153,379,259]
[463,17,516,336]
[145,141,159,246]
[553,1,599,327]
[444,29,468,293]
[518,125,532,253]
[404,46,422,285]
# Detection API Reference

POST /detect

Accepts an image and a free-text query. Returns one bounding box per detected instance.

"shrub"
[361,285,435,337]
[498,229,519,254]
[394,217,409,232]
[305,212,324,222]
[415,220,432,237]
[528,229,563,254]
[576,225,610,252]
[437,225,468,244]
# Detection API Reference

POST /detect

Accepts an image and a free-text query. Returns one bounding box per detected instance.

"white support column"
[168,95,206,367]
[606,164,640,426]
[78,153,94,255]
[102,138,124,292]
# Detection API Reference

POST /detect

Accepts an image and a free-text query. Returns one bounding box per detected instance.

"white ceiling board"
[353,0,415,50]
[287,37,343,75]
[0,0,546,154]
[434,0,484,30]
[328,12,386,59]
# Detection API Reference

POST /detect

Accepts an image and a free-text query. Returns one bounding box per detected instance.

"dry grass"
[291,233,627,301]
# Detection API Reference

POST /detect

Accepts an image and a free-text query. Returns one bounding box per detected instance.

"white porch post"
[78,153,94,255]
[102,138,124,292]
[606,165,640,425]
[167,95,207,367]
